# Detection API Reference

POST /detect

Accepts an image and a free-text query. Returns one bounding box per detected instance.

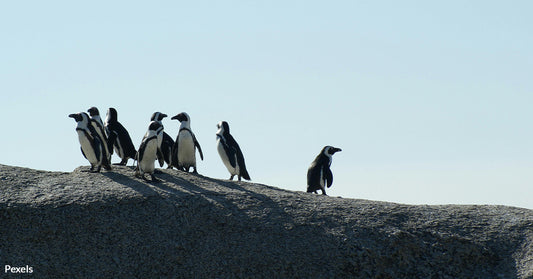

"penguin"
[307,146,342,195]
[87,107,112,170]
[68,112,104,172]
[170,112,204,173]
[216,121,250,181]
[105,107,137,165]
[150,112,174,168]
[135,121,163,182]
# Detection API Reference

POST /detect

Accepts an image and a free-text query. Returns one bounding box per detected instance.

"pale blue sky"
[1,1,532,209]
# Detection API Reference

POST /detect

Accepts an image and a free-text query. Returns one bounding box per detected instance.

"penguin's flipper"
[80,147,88,159]
[162,132,174,164]
[192,133,204,160]
[157,147,164,167]
[90,133,102,163]
[219,136,236,168]
[171,136,180,168]
[165,144,173,164]
[138,141,147,163]
[235,146,250,180]
[228,148,236,169]
[325,167,333,188]
[116,122,137,159]
[107,130,117,155]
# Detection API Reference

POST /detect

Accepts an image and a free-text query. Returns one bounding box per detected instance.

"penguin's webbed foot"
[229,175,234,181]
[115,158,128,166]
[90,166,101,173]
[138,174,151,182]
[103,164,112,171]
[150,174,160,183]
[134,170,144,180]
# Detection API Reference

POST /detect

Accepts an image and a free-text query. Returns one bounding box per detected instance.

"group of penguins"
[69,107,342,195]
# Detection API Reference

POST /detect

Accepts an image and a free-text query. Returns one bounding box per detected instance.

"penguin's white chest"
[178,132,196,166]
[217,138,238,175]
[77,130,100,165]
[139,139,158,174]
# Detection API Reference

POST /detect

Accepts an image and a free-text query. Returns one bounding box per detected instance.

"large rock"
[1,164,532,278]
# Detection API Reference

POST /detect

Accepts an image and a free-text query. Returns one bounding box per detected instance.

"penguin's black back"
[307,153,330,192]
[107,121,137,158]
[226,133,250,180]
[161,131,174,164]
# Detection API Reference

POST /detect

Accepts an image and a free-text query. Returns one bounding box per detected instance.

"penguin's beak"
[333,147,342,153]
[171,113,185,121]
[68,113,81,122]
[161,113,167,119]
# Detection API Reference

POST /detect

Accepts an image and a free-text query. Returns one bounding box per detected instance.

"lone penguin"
[150,112,174,168]
[170,112,203,173]
[216,121,250,181]
[105,107,137,165]
[307,146,342,195]
[135,121,163,182]
[68,112,105,172]
[87,107,112,170]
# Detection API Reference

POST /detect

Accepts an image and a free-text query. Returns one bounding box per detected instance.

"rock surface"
[0,164,532,278]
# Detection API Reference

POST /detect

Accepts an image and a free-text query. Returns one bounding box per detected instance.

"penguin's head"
[216,121,230,134]
[87,107,100,117]
[151,112,167,122]
[323,146,342,156]
[106,107,118,122]
[69,112,90,124]
[144,121,163,139]
[148,121,163,133]
[171,112,189,123]
[69,113,83,122]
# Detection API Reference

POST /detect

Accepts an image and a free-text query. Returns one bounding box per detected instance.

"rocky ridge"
[0,164,532,278]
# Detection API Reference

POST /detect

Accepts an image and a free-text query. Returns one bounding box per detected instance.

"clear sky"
[1,1,532,209]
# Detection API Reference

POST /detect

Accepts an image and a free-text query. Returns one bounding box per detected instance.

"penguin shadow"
[153,171,207,196]
[153,171,261,221]
[101,170,163,198]
[157,170,264,198]
[201,175,297,200]
[156,171,215,196]
[193,175,300,227]
[200,175,261,194]
[101,166,300,231]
